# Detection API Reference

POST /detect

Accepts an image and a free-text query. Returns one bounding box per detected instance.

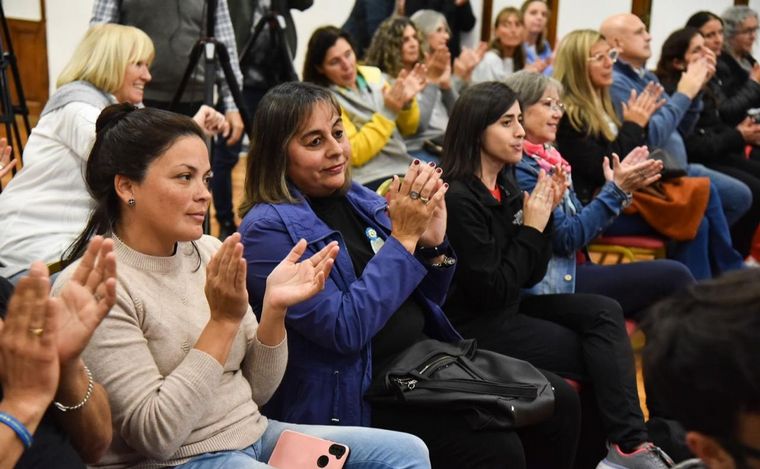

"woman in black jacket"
[442,81,673,469]
[656,27,760,258]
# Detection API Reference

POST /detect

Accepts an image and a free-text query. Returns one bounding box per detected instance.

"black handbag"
[649,148,688,180]
[366,339,555,430]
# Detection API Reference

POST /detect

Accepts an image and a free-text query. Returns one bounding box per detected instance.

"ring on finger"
[419,196,430,205]
[0,163,4,170]
[409,191,421,200]
[28,327,44,337]
[94,292,103,302]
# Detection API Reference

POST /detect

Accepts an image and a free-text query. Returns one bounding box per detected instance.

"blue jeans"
[176,419,430,469]
[211,87,268,224]
[605,183,744,279]
[687,163,751,226]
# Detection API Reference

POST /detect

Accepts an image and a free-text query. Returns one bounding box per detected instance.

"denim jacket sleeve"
[516,159,628,256]
[242,208,429,356]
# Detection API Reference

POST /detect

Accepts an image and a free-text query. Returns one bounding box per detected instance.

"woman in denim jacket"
[509,71,695,320]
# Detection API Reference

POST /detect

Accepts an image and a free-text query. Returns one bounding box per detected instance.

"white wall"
[45,0,92,94]
[38,0,760,97]
[556,0,630,43]
[648,0,733,67]
[291,0,352,78]
[5,0,42,21]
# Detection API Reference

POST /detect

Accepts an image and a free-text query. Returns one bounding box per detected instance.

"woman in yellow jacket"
[303,26,426,188]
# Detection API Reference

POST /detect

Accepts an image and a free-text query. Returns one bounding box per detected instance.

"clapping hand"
[602,146,662,193]
[388,161,449,254]
[262,239,339,315]
[192,105,231,138]
[384,64,427,113]
[52,236,116,367]
[426,47,452,89]
[622,82,666,127]
[205,233,249,325]
[0,263,60,425]
[0,138,16,179]
[523,169,555,232]
[549,165,570,207]
[453,42,487,82]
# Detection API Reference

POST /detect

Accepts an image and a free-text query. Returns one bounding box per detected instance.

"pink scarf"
[523,140,572,174]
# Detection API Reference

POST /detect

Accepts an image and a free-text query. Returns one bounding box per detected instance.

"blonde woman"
[0,25,226,283]
[554,29,744,280]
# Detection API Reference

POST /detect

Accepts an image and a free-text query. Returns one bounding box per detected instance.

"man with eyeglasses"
[643,269,760,469]
[600,13,753,241]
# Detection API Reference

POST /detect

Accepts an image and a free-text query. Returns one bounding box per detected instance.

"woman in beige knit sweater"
[53,104,431,469]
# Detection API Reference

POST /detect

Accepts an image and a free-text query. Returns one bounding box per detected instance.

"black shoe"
[218,220,237,240]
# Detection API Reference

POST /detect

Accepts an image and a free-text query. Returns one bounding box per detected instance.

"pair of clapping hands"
[524,146,663,233]
[0,237,116,425]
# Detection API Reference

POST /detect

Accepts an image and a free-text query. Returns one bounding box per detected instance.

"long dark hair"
[655,27,701,89]
[63,103,205,265]
[239,81,345,215]
[303,26,355,87]
[441,81,519,181]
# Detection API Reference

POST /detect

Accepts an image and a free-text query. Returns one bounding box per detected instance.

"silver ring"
[93,292,103,302]
[419,196,430,205]
[409,191,421,200]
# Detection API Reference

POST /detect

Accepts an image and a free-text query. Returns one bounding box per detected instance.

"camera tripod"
[0,2,32,191]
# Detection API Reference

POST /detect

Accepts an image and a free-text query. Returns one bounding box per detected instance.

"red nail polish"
[428,161,436,167]
[413,159,420,165]
[436,167,443,174]
[443,183,449,188]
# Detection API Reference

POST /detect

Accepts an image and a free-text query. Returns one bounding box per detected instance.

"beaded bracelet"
[0,411,33,448]
[54,364,94,412]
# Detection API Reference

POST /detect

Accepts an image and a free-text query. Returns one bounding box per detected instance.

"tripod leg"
[215,43,251,134]
[170,42,206,111]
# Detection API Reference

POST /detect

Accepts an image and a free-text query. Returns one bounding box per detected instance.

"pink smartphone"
[268,430,350,469]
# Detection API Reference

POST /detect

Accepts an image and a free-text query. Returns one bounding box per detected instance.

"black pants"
[371,370,580,469]
[707,157,760,257]
[574,260,695,321]
[457,294,648,454]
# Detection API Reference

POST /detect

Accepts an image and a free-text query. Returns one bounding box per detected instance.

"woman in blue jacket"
[239,81,580,469]
[508,71,695,319]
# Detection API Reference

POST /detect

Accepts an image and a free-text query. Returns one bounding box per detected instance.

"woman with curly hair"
[366,15,453,161]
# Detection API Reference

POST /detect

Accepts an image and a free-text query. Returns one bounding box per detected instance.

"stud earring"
[128,198,136,207]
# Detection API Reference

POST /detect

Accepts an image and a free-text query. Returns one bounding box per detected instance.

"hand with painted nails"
[388,160,449,253]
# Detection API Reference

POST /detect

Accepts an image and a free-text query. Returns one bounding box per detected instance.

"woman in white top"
[471,7,544,83]
[0,24,226,282]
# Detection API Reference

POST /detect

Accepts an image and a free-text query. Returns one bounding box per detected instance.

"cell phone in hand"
[268,430,350,469]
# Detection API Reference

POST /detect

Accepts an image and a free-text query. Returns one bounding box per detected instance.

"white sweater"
[0,101,101,277]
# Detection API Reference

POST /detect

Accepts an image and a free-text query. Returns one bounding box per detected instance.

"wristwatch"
[416,239,450,259]
[431,255,456,268]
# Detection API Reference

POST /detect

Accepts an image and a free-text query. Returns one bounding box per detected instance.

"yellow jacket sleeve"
[342,107,396,168]
[396,97,420,137]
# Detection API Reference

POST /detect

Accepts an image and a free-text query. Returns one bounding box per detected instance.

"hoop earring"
[128,198,136,208]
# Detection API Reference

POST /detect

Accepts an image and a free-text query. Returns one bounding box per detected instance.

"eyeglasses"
[587,48,619,64]
[541,98,565,113]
